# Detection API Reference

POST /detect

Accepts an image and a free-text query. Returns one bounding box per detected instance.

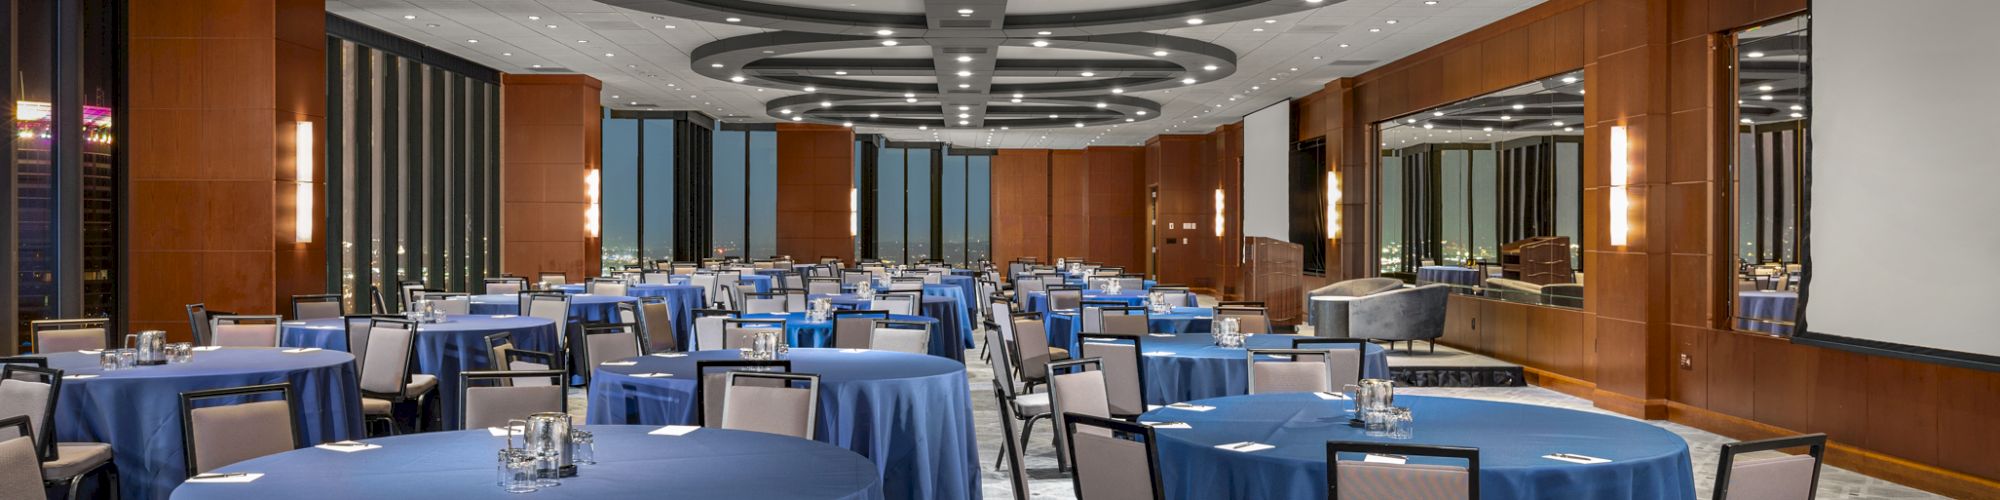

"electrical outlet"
[1679,353,1693,370]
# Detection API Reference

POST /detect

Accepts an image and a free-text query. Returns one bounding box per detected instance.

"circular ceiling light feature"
[957,70,973,77]
[1183,78,1197,84]
[1153,50,1169,56]
[731,76,746,82]
[882,40,899,46]
[1031,40,1049,47]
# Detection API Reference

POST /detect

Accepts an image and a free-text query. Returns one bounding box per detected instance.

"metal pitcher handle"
[505,419,527,450]
[124,333,136,349]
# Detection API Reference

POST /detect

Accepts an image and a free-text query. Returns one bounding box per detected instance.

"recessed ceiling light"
[730,76,745,82]
[792,116,803,121]
[1500,115,1512,120]
[1080,71,1095,77]
[958,113,970,118]
[426,23,439,28]
[466,39,478,43]
[1740,118,1753,124]
[547,24,558,29]
[960,120,970,125]
[611,95,620,99]
[1425,1,1438,4]
[834,70,847,75]
[843,121,853,127]
[1386,19,1399,24]
[1790,105,1804,110]
[906,98,918,103]
[1031,40,1049,47]
[664,25,676,29]
[957,70,973,77]
[920,125,929,130]
[804,86,817,92]
[1264,19,1277,24]
[876,29,895,35]
[882,40,899,46]
[958,83,970,88]
[1369,28,1381,32]
[957,56,972,62]
[958,105,970,110]
[1251,86,1260,90]
[1075,122,1085,127]
[1187,18,1204,25]
[1253,28,1264,32]
[1037,31,1053,35]
[1757,85,1774,92]
[1312,56,1322,60]
[957,8,974,14]
[1760,95,1773,101]
[1339,43,1350,48]
[1790,112,1803,118]
[1049,114,1059,118]
[1512,104,1525,110]
[725,17,741,22]
[869,113,881,118]
[1552,121,1565,126]
[1203,65,1218,71]
[503,52,513,56]
[1433,111,1444,116]
[711,63,724,68]
[1561,76,1578,84]
[1747,51,1765,58]
[1289,67,1298,71]
[1182,78,1197,84]
[1112,88,1124,94]
[1011,98,1022,103]
[779,109,791,114]
[531,64,541,68]
[820,100,833,107]
[604,53,615,57]
[1096,102,1108,108]
[577,40,588,43]
[403,15,416,20]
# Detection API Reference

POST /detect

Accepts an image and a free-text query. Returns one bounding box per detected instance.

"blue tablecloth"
[555,283,707,348]
[468,293,635,323]
[1417,265,1483,287]
[921,285,976,347]
[939,275,980,310]
[1024,289,1151,315]
[1122,333,1389,405]
[281,315,559,429]
[1045,307,1214,351]
[169,426,883,500]
[588,349,980,500]
[1737,290,1798,335]
[739,311,956,361]
[46,349,364,500]
[1140,394,1696,500]
[673,273,774,294]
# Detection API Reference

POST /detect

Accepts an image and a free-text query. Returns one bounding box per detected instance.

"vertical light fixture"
[1213,188,1226,237]
[1609,125,1631,246]
[585,169,601,237]
[849,188,859,236]
[294,121,314,243]
[1327,169,1341,239]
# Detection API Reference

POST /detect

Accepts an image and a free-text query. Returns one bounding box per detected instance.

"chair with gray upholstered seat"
[1215,306,1273,334]
[721,318,787,350]
[831,310,889,349]
[868,319,931,355]
[290,294,345,321]
[571,324,645,386]
[1077,334,1146,419]
[1048,358,1111,472]
[357,318,436,434]
[1010,316,1066,392]
[720,372,820,439]
[0,416,44,500]
[1346,284,1450,352]
[27,319,110,354]
[1327,441,1479,500]
[1712,434,1826,500]
[694,360,793,428]
[178,383,303,477]
[2,365,117,500]
[209,315,284,348]
[1065,413,1164,500]
[1247,348,1346,395]
[458,370,566,429]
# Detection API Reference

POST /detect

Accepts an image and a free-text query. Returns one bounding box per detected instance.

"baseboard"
[1519,366,1594,400]
[1666,401,2000,499]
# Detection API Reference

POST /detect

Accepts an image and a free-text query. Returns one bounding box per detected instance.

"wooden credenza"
[1241,237,1303,326]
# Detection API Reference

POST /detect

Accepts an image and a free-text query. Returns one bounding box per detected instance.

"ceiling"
[328,0,1548,149]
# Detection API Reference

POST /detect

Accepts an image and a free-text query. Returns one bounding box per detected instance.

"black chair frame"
[1326,441,1480,500]
[179,383,303,478]
[693,360,793,426]
[1713,433,1827,500]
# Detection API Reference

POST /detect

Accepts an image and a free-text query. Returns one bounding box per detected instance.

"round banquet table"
[1417,265,1483,287]
[1124,333,1389,405]
[1044,307,1214,351]
[938,275,980,312]
[587,349,979,500]
[738,311,956,362]
[556,283,706,345]
[280,315,559,429]
[808,293,973,357]
[1139,393,1697,500]
[672,273,774,294]
[1736,290,1798,335]
[45,348,364,500]
[1024,289,1152,315]
[167,425,883,500]
[467,292,635,323]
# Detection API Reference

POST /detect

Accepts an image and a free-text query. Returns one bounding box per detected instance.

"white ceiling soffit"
[328,0,1548,149]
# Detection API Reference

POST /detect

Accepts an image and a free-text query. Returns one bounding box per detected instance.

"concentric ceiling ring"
[691,32,1235,98]
[602,0,1344,36]
[767,93,1160,129]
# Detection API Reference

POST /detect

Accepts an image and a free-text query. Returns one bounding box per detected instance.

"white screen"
[1808,0,2000,359]
[1242,101,1291,240]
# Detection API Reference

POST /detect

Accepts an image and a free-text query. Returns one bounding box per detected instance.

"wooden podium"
[1241,237,1304,326]
[1500,236,1573,285]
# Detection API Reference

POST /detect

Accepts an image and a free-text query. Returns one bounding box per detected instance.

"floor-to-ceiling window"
[876,146,906,260]
[855,141,992,264]
[602,116,641,269]
[8,0,123,353]
[710,125,776,259]
[599,110,713,269]
[327,16,501,311]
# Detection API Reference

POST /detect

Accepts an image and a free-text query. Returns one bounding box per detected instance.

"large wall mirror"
[1731,15,1809,335]
[1376,70,1586,309]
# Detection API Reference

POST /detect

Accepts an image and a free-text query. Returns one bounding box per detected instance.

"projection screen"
[1242,101,1292,240]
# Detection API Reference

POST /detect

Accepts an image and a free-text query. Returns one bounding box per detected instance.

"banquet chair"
[523,292,572,362]
[990,385,1032,500]
[1117,277,1146,292]
[672,263,699,275]
[870,319,932,355]
[806,277,843,296]
[1291,338,1369,390]
[370,289,389,315]
[2,365,115,500]
[720,372,821,439]
[641,271,674,285]
[1014,277,1046,305]
[1048,358,1112,472]
[571,324,645,386]
[1065,413,1164,500]
[721,318,788,350]
[1011,315,1067,392]
[742,292,789,314]
[1078,333,1147,418]
[537,272,567,287]
[430,295,471,316]
[399,283,429,313]
[694,360,793,427]
[1215,306,1273,334]
[832,310,890,350]
[1712,433,1826,500]
[888,277,924,292]
[485,277,526,295]
[1247,349,1343,395]
[777,272,805,292]
[458,370,566,429]
[1083,304,1147,336]
[186,304,236,347]
[777,288,808,312]
[341,315,381,375]
[209,315,283,348]
[0,416,42,500]
[0,357,46,369]
[358,318,436,434]
[984,329,1053,472]
[635,298,679,353]
[27,319,110,354]
[690,274,722,307]
[715,282,744,311]
[1149,287,1196,308]
[1047,285,1085,313]
[179,383,302,477]
[497,345,559,388]
[876,293,920,316]
[692,309,736,351]
[1327,442,1479,500]
[290,294,345,321]
[587,278,628,297]
[840,269,871,288]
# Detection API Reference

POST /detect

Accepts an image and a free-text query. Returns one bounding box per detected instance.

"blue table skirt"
[672,274,774,294]
[170,426,884,500]
[45,349,364,500]
[1024,290,1151,316]
[1737,290,1798,335]
[468,293,635,324]
[281,315,560,429]
[1046,307,1213,351]
[1140,394,1696,500]
[740,312,956,362]
[1122,333,1389,405]
[558,284,706,349]
[939,275,980,311]
[587,349,981,500]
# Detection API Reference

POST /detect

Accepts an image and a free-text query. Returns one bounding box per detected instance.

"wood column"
[774,123,855,263]
[499,74,601,281]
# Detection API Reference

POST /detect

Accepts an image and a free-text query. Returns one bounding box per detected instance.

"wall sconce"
[294,121,313,243]
[1609,125,1631,246]
[1327,169,1341,240]
[1213,188,1225,237]
[849,188,859,236]
[584,169,601,238]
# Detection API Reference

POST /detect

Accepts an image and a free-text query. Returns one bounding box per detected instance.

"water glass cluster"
[1211,317,1244,348]
[406,300,447,324]
[805,297,834,323]
[739,330,789,361]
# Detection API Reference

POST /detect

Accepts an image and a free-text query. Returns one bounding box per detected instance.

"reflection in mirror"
[1376,70,1585,309]
[1732,15,1809,335]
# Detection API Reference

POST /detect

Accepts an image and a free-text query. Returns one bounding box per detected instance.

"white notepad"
[1543,453,1612,464]
[1215,441,1274,453]
[1147,333,1176,338]
[649,425,700,436]
[1139,421,1191,429]
[650,353,688,358]
[193,346,222,352]
[599,361,638,366]
[1141,351,1175,357]
[282,348,321,354]
[1164,403,1215,412]
[185,473,263,483]
[487,426,524,437]
[314,441,381,453]
[1313,391,1350,401]
[629,372,673,378]
[1362,454,1407,464]
[63,374,99,380]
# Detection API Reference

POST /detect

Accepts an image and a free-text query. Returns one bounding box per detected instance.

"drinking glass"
[496,449,540,493]
[1388,407,1414,439]
[570,430,596,465]
[115,349,137,369]
[170,343,194,363]
[99,351,120,371]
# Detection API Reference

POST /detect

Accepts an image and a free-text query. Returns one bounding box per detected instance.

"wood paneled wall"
[1147,135,1220,292]
[988,147,1145,271]
[499,74,601,282]
[127,0,327,341]
[990,149,1050,265]
[1049,150,1088,259]
[774,124,855,263]
[1085,147,1146,270]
